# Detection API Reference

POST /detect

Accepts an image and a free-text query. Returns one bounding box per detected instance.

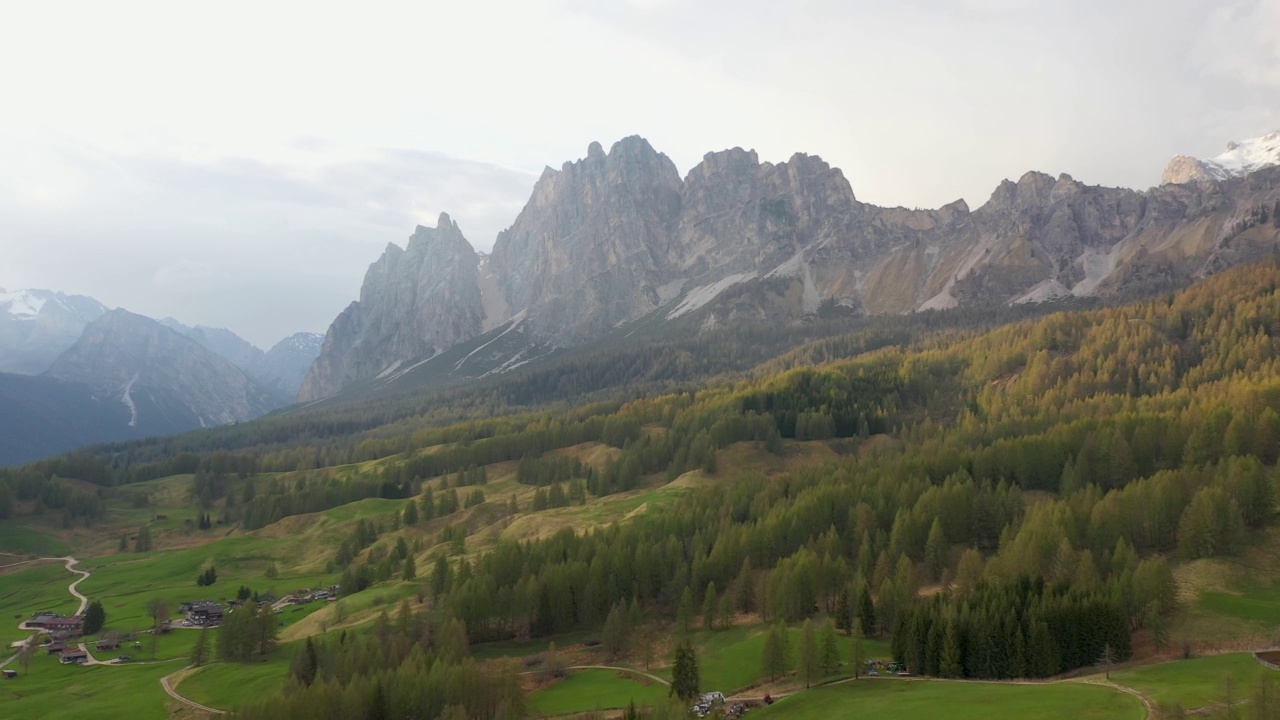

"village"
[5,583,340,678]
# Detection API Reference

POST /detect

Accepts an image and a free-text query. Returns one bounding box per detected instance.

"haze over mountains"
[0,292,321,465]
[299,130,1280,402]
[2,128,1278,466]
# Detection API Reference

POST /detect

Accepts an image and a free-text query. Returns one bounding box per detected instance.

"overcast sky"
[1,0,1278,348]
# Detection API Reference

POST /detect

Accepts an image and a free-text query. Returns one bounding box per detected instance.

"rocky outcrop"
[298,214,485,402]
[46,309,282,433]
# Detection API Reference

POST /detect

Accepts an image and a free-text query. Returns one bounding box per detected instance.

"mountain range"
[3,128,1278,464]
[299,131,1280,402]
[0,295,322,465]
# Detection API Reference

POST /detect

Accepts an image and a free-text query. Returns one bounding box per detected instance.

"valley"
[7,262,1280,718]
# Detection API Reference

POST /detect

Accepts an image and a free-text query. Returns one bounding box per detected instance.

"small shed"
[3,669,17,679]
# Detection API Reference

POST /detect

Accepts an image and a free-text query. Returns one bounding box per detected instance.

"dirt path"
[565,665,670,685]
[161,666,227,715]
[63,557,90,615]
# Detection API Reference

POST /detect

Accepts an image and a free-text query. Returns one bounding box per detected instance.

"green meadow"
[753,679,1144,720]
[1112,652,1271,710]
[529,668,669,716]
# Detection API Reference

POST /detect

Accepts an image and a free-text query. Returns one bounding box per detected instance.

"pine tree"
[403,554,416,581]
[925,519,947,582]
[836,585,854,635]
[857,583,876,637]
[799,619,820,687]
[677,587,694,634]
[703,582,718,631]
[762,622,792,681]
[83,600,106,634]
[670,640,700,701]
[192,627,211,667]
[289,636,317,685]
[603,602,629,660]
[402,499,418,526]
[820,617,841,675]
[939,619,962,678]
[851,622,866,679]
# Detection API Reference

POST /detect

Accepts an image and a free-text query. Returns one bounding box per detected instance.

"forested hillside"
[8,261,1280,718]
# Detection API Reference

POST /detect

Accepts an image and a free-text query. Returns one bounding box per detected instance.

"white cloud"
[0,0,1278,345]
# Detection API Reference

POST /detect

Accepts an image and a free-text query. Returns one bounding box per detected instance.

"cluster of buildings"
[178,601,226,626]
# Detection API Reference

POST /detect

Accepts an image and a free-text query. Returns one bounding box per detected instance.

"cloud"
[0,138,536,347]
[1194,0,1280,89]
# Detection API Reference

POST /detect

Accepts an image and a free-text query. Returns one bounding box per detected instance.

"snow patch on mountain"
[1208,131,1280,178]
[0,288,48,319]
[668,272,758,319]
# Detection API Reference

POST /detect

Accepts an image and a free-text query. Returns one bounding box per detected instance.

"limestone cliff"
[487,136,683,342]
[298,214,485,402]
[301,133,1280,401]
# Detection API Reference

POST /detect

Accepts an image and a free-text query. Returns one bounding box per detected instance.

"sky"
[1,0,1278,348]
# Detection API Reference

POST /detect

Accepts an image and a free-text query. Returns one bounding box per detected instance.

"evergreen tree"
[191,627,211,667]
[799,618,821,687]
[289,637,317,686]
[602,602,629,660]
[670,640,700,701]
[403,553,416,581]
[857,583,876,637]
[851,622,866,679]
[677,587,694,634]
[761,621,793,682]
[836,585,854,635]
[819,617,841,675]
[402,498,418,526]
[939,619,963,678]
[82,600,106,635]
[703,582,718,631]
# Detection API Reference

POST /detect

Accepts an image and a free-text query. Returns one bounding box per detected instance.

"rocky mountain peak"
[487,135,683,343]
[46,309,282,430]
[1162,129,1280,185]
[298,216,486,402]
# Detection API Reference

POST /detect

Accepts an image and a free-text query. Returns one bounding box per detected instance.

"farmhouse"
[96,637,121,650]
[27,613,82,633]
[187,601,225,626]
[59,648,88,665]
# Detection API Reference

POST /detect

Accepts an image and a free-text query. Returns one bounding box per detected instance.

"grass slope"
[0,651,179,720]
[753,679,1144,720]
[529,669,668,716]
[1112,653,1272,710]
[179,653,292,710]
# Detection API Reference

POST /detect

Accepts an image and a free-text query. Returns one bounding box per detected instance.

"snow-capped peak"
[1208,130,1280,177]
[1164,130,1280,184]
[0,288,48,319]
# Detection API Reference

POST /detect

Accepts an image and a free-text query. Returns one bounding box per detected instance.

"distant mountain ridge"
[300,133,1280,402]
[0,287,108,374]
[0,294,321,465]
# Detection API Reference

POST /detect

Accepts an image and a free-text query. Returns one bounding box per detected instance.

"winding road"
[1,555,225,715]
[161,666,227,715]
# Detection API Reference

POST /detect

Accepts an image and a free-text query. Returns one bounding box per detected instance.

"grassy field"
[529,668,669,716]
[179,653,293,710]
[0,524,72,557]
[1112,652,1273,710]
[0,562,79,647]
[753,679,1144,720]
[0,649,181,720]
[679,625,893,694]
